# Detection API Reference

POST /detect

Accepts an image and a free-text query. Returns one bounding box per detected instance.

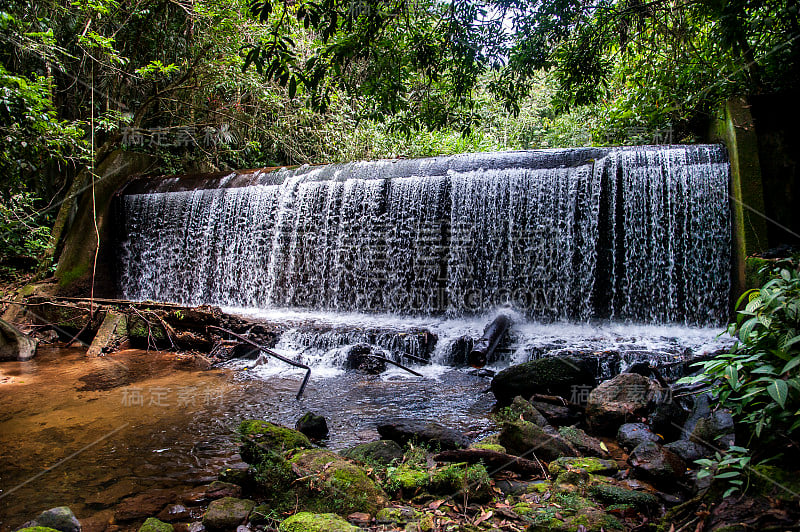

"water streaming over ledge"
[117,145,731,326]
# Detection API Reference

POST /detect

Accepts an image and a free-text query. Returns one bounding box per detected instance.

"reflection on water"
[0,347,494,531]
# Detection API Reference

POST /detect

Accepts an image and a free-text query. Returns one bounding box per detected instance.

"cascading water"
[118,145,730,325]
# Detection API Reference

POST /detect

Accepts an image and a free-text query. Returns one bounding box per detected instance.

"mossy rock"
[202,497,255,531]
[558,426,610,458]
[430,463,493,503]
[548,457,619,477]
[238,420,311,464]
[588,483,659,511]
[469,442,507,453]
[375,506,423,526]
[528,507,623,531]
[496,396,548,426]
[386,464,430,494]
[289,449,388,515]
[526,480,552,494]
[138,518,173,532]
[278,512,359,532]
[16,528,61,532]
[499,420,577,461]
[339,440,404,467]
[513,502,534,516]
[748,465,800,501]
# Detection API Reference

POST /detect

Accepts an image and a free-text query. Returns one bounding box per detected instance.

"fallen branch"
[207,325,311,400]
[364,354,423,377]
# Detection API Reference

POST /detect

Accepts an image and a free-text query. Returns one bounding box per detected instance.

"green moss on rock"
[386,464,430,494]
[278,512,359,532]
[375,506,422,525]
[548,457,619,477]
[430,464,493,502]
[202,497,255,531]
[138,517,173,532]
[238,420,311,464]
[469,442,506,453]
[289,449,388,515]
[16,528,61,532]
[748,465,800,501]
[588,484,659,511]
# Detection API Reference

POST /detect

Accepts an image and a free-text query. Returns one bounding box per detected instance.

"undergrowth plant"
[679,259,800,494]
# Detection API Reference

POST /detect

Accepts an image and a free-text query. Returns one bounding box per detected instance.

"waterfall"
[117,145,730,326]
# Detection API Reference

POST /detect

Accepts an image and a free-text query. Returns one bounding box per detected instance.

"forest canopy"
[1,0,799,273]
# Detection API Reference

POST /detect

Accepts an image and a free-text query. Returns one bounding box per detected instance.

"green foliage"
[679,261,800,494]
[682,262,800,443]
[694,446,751,498]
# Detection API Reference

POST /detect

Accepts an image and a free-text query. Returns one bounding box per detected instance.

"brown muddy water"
[0,346,494,531]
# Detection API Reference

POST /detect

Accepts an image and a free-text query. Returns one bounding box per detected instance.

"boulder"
[505,396,548,426]
[289,449,388,514]
[237,420,310,465]
[491,356,595,405]
[26,507,81,532]
[586,373,659,434]
[663,440,709,463]
[628,442,686,484]
[295,412,329,440]
[377,418,469,450]
[201,497,255,531]
[530,400,582,426]
[689,409,735,449]
[278,512,359,532]
[557,426,610,458]
[339,440,404,466]
[0,318,37,361]
[344,344,386,374]
[498,420,578,462]
[617,423,660,450]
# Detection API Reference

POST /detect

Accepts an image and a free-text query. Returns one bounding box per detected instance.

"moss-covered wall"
[709,97,769,302]
[54,149,154,296]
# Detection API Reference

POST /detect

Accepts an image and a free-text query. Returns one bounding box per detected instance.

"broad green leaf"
[781,356,800,374]
[766,379,789,409]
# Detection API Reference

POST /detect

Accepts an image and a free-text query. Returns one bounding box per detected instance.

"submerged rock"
[295,412,329,440]
[339,440,404,466]
[202,497,255,531]
[0,318,37,361]
[377,418,470,450]
[278,512,359,532]
[491,356,595,405]
[586,373,659,433]
[24,507,81,532]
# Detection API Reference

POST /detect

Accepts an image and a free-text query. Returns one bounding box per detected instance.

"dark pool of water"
[0,347,494,531]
